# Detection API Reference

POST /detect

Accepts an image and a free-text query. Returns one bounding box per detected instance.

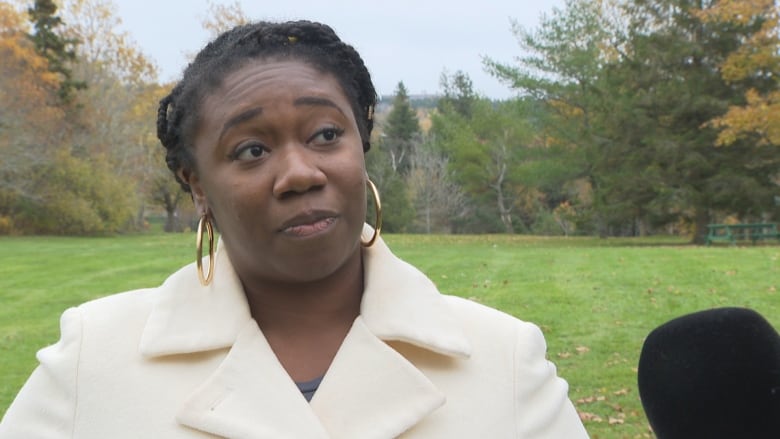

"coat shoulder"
[442,294,543,340]
[76,288,157,324]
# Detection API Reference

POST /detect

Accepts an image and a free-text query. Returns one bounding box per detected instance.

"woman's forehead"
[202,61,347,114]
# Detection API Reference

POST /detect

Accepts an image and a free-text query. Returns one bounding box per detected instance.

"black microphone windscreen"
[637,307,780,439]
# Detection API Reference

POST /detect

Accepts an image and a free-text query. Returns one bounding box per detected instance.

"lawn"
[1,233,778,438]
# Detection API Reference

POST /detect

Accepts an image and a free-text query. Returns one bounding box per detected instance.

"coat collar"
[139,226,472,438]
[177,317,446,438]
[139,227,471,359]
[138,243,252,357]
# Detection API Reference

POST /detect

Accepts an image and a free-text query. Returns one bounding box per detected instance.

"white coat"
[0,235,588,438]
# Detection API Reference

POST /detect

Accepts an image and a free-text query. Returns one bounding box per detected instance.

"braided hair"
[156,20,377,193]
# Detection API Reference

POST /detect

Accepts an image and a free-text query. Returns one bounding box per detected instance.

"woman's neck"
[241,249,363,331]
[239,249,364,381]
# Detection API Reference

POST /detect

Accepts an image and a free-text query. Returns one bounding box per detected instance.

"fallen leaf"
[578,412,603,423]
[576,395,606,404]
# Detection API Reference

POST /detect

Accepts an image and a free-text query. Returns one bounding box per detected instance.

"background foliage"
[1,0,777,239]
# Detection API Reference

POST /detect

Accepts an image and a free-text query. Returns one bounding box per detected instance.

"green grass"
[1,234,778,438]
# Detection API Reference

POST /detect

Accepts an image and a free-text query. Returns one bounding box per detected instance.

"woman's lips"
[280,215,337,237]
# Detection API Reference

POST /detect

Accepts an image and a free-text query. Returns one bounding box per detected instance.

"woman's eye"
[310,127,344,145]
[232,143,268,161]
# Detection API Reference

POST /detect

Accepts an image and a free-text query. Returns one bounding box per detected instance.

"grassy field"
[1,233,778,438]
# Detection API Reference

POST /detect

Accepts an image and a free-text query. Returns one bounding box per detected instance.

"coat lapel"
[176,320,330,438]
[310,317,445,439]
[139,242,252,357]
[360,233,472,358]
[177,317,446,439]
[139,229,473,438]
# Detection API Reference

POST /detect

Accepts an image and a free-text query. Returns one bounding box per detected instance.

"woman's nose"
[272,146,327,198]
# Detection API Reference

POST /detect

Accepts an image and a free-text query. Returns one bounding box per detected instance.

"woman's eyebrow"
[293,96,346,116]
[219,106,263,142]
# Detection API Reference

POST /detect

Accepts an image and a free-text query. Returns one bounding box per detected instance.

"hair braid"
[156,20,377,193]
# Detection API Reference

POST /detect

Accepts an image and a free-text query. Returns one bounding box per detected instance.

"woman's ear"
[178,167,208,214]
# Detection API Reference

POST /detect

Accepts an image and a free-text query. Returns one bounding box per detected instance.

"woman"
[0,21,588,438]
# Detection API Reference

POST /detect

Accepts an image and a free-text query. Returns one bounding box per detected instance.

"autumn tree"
[201,0,250,38]
[698,0,780,146]
[59,0,165,231]
[615,0,779,241]
[1,2,133,234]
[138,83,192,232]
[1,0,167,234]
[0,2,65,233]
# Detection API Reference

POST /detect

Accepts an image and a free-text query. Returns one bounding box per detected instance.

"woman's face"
[184,59,367,285]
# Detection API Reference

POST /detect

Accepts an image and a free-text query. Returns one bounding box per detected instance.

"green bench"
[706,223,780,245]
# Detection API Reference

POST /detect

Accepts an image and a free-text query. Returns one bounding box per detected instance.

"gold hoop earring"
[196,213,215,286]
[362,179,382,247]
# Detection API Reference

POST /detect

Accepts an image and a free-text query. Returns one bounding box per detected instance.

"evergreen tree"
[612,0,779,242]
[431,74,540,234]
[488,0,779,240]
[438,70,477,118]
[486,0,621,235]
[382,81,420,175]
[27,0,85,103]
[365,144,414,233]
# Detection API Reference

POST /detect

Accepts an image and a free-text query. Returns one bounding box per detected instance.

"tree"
[2,0,165,234]
[617,0,779,241]
[487,0,779,241]
[365,143,415,233]
[697,0,780,146]
[486,0,629,236]
[432,80,539,234]
[201,0,250,38]
[27,0,85,103]
[0,2,66,233]
[60,0,165,231]
[15,151,137,234]
[406,140,467,233]
[382,81,421,175]
[438,70,477,118]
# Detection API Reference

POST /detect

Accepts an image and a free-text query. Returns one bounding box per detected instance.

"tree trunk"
[164,208,180,233]
[492,161,514,234]
[691,208,710,245]
[496,187,514,234]
[162,191,183,233]
[425,204,431,234]
[136,202,146,231]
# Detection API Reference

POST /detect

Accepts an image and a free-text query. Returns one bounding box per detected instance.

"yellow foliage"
[548,99,585,118]
[696,0,780,146]
[202,0,250,38]
[0,2,28,34]
[711,89,780,146]
[0,215,13,235]
[58,0,158,84]
[0,4,65,135]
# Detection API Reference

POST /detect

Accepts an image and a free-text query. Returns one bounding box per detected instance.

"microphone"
[637,307,780,439]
